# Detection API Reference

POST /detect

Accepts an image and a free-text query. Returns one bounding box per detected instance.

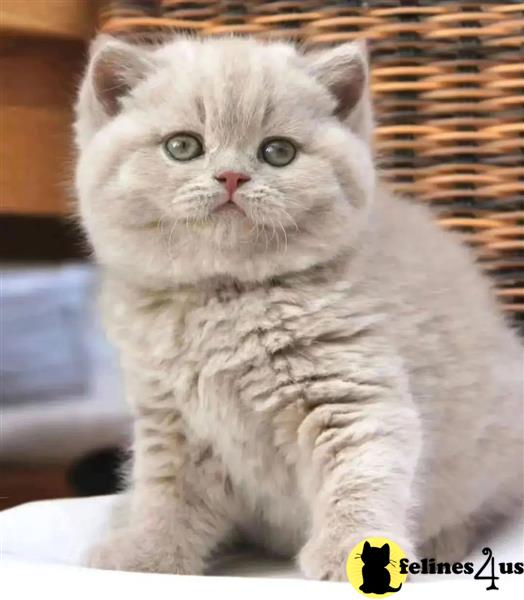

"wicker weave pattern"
[98,1,524,325]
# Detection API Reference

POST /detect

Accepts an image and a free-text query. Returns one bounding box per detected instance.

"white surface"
[1,496,522,599]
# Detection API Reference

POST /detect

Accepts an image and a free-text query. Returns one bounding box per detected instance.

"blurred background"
[1,1,129,509]
[1,0,522,510]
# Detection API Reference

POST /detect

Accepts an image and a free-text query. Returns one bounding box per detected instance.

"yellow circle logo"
[346,537,408,597]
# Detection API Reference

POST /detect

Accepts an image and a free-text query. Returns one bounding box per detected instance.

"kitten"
[75,35,523,581]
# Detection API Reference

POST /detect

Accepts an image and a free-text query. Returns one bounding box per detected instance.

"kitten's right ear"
[75,36,155,146]
[86,35,154,117]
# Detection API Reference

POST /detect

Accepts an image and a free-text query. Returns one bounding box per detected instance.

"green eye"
[259,138,297,167]
[164,133,203,161]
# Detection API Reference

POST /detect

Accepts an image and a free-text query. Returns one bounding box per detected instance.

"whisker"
[269,217,279,252]
[158,215,178,262]
[276,206,300,233]
[263,221,271,254]
[277,219,288,253]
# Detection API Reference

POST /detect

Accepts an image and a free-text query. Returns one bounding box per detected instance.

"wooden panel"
[0,37,85,215]
[0,464,73,510]
[0,0,96,41]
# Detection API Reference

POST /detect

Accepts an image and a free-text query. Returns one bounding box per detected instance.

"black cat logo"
[359,541,402,595]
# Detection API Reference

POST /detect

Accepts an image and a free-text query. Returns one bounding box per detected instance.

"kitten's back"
[361,187,523,539]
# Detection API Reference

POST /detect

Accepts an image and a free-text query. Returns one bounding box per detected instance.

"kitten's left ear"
[306,40,373,142]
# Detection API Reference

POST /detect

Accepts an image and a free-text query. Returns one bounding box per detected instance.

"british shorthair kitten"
[75,35,523,580]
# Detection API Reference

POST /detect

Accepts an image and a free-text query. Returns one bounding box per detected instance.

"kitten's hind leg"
[420,519,477,563]
[420,498,523,564]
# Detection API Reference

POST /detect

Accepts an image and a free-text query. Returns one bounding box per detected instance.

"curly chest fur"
[172,286,313,490]
[110,284,324,516]
[107,278,383,547]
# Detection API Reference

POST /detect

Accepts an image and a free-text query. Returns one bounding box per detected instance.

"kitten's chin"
[187,213,255,251]
[213,201,246,216]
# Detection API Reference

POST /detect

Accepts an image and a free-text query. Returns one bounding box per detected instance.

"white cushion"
[1,495,522,599]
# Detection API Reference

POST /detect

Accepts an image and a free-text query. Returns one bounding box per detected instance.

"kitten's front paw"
[86,529,202,575]
[298,534,351,581]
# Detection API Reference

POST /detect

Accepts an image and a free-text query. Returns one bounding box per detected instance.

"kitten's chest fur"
[184,286,308,527]
[112,281,325,547]
[173,284,303,454]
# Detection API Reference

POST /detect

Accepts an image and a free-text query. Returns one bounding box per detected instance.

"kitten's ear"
[306,40,373,142]
[381,544,390,557]
[87,35,154,116]
[75,35,155,146]
[363,541,371,551]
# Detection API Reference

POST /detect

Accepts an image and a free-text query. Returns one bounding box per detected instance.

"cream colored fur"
[74,36,523,580]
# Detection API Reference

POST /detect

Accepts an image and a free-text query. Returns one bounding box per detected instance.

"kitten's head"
[75,36,375,286]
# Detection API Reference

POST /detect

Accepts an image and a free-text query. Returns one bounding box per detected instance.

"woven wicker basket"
[97,1,524,329]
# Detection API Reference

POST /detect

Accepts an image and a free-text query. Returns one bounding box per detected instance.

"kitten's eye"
[259,138,297,167]
[164,133,203,161]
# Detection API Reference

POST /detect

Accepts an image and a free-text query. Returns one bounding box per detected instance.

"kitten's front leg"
[87,404,235,574]
[297,371,421,581]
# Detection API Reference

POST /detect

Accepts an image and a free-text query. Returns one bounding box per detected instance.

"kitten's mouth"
[213,199,246,216]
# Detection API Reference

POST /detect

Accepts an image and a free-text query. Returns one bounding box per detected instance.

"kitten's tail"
[387,584,402,592]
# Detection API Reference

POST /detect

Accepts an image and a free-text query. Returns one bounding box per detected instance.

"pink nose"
[214,170,251,199]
